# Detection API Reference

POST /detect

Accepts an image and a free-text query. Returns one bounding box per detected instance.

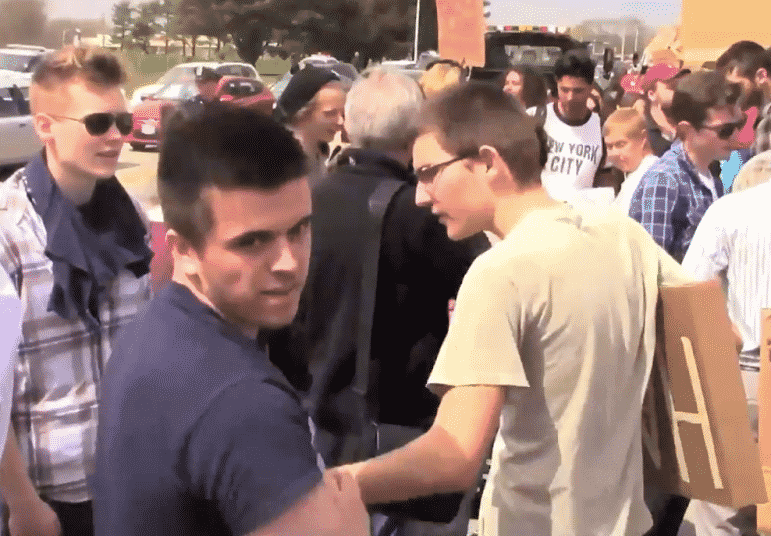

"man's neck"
[491,186,562,238]
[682,140,713,175]
[650,105,676,139]
[45,147,98,206]
[170,270,259,340]
[556,101,591,125]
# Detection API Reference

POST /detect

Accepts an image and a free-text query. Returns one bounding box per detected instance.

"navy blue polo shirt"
[92,282,322,536]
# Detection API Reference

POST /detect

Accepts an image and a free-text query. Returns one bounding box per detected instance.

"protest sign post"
[435,0,486,67]
[642,281,766,508]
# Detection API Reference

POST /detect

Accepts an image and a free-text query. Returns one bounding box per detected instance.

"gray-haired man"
[269,68,487,536]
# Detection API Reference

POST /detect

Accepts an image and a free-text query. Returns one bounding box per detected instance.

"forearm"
[352,426,477,505]
[0,424,38,509]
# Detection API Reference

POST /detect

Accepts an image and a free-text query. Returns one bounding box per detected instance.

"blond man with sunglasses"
[0,46,152,536]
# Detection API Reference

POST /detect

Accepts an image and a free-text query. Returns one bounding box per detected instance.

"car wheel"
[130,143,146,151]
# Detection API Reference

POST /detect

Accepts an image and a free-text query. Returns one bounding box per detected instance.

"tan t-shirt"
[427,203,692,536]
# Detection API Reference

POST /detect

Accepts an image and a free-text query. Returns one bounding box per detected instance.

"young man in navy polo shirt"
[92,105,369,536]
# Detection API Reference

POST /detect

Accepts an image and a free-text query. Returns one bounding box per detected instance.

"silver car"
[0,75,40,170]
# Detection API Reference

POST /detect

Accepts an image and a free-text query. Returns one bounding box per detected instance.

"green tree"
[111,0,133,50]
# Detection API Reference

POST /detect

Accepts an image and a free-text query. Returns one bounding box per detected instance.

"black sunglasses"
[701,114,747,140]
[414,149,479,182]
[50,112,133,136]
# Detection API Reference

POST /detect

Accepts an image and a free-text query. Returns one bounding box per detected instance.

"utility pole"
[413,0,421,63]
[634,26,639,53]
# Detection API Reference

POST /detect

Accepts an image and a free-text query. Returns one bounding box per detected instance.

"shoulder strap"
[351,179,406,408]
[534,104,548,127]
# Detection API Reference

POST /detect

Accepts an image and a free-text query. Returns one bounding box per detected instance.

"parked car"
[0,45,52,80]
[0,73,40,172]
[126,75,275,150]
[129,62,261,110]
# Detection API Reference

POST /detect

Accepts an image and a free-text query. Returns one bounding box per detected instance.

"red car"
[125,75,276,150]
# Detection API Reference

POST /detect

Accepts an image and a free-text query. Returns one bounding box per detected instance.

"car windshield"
[154,82,198,101]
[155,65,197,86]
[0,52,36,72]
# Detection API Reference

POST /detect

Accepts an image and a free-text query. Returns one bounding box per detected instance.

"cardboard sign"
[642,281,766,508]
[757,309,771,531]
[435,0,486,67]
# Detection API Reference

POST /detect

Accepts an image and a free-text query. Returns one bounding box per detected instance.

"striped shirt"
[0,168,151,502]
[682,181,771,371]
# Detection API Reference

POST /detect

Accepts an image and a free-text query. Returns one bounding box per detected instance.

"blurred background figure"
[419,59,464,98]
[500,65,548,109]
[603,107,658,212]
[274,65,347,184]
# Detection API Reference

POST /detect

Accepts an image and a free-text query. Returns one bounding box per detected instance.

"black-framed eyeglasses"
[414,149,479,183]
[49,112,133,136]
[701,114,747,140]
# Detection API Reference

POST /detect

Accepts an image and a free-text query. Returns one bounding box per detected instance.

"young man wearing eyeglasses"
[0,46,151,536]
[334,81,694,536]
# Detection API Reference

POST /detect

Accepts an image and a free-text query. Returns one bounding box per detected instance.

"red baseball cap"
[620,73,644,94]
[641,63,689,93]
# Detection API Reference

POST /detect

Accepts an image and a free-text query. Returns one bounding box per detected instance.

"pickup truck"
[469,28,588,88]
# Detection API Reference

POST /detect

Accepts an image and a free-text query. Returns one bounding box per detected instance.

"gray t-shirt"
[428,203,692,536]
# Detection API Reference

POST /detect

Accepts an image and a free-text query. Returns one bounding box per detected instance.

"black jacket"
[273,149,487,440]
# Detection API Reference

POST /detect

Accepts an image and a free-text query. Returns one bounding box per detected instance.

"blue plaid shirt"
[629,141,724,263]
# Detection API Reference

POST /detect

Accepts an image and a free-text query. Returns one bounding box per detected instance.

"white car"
[0,45,52,81]
[129,62,261,110]
[0,74,40,169]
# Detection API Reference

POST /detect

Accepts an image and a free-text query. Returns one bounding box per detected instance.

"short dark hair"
[669,70,741,129]
[158,104,308,249]
[554,48,596,85]
[419,81,547,186]
[716,40,771,79]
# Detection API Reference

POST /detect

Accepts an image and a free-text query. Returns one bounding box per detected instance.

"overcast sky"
[48,0,682,29]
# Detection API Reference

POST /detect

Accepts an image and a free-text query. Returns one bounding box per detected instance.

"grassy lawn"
[118,47,291,96]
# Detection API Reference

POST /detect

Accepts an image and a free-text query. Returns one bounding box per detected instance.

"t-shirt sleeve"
[183,376,323,536]
[427,255,529,393]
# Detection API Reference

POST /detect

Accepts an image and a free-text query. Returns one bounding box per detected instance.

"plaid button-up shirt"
[629,141,723,263]
[0,168,151,502]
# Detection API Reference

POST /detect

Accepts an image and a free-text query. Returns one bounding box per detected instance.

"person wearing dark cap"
[641,63,690,156]
[192,67,222,104]
[274,65,347,184]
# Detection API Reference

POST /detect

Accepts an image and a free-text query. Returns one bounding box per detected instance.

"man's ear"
[166,228,201,277]
[677,120,695,139]
[32,113,55,144]
[756,68,769,87]
[477,145,498,173]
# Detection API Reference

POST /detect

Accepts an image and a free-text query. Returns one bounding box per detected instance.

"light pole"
[413,0,420,63]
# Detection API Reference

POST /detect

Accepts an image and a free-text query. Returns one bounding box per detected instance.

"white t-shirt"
[428,203,692,536]
[533,103,604,202]
[614,154,659,214]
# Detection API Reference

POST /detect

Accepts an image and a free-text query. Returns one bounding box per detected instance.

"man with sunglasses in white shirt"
[0,46,152,536]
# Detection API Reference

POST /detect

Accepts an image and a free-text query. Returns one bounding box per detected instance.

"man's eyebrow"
[224,215,313,247]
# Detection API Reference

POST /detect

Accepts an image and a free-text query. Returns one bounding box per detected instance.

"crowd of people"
[0,36,769,536]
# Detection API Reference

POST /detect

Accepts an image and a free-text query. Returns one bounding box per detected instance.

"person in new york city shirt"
[0,46,153,536]
[92,104,368,536]
[529,48,606,203]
